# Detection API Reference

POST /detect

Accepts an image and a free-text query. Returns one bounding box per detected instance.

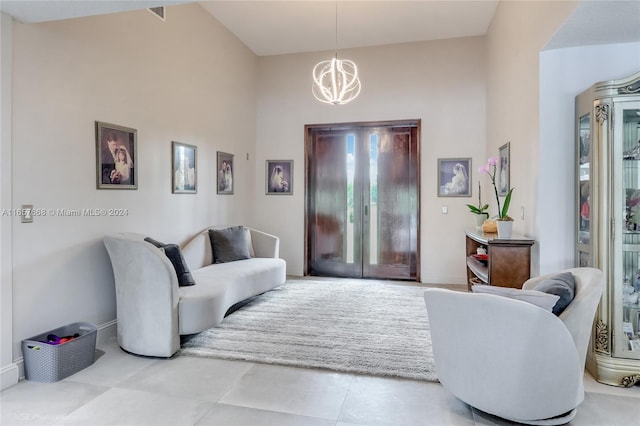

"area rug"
[180,279,437,382]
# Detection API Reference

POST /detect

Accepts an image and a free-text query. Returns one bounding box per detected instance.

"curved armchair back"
[104,233,180,357]
[424,267,603,424]
[523,267,603,378]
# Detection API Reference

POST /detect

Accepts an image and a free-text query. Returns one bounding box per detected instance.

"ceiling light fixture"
[312,1,361,105]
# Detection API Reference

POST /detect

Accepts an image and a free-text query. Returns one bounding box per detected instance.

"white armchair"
[423,267,603,425]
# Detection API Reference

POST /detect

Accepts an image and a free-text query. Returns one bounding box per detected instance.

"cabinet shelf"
[466,256,488,283]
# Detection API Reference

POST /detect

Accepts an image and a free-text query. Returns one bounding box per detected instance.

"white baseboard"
[97,319,117,345]
[1,362,19,390]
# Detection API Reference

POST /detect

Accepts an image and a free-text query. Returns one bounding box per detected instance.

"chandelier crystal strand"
[312,1,361,105]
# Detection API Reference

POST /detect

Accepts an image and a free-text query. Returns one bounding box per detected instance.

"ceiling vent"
[148,6,165,21]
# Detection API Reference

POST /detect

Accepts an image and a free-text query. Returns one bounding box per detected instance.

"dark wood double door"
[305,120,420,280]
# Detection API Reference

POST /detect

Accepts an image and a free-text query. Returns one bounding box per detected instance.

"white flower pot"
[475,214,488,229]
[497,220,513,238]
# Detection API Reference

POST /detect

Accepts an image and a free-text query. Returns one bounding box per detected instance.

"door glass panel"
[369,134,378,265]
[346,134,356,264]
[579,113,591,246]
[578,250,591,267]
[621,105,640,355]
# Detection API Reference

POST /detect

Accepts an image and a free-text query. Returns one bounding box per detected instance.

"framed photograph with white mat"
[266,160,293,195]
[172,141,196,194]
[217,151,234,194]
[95,121,137,189]
[498,142,510,196]
[437,158,471,197]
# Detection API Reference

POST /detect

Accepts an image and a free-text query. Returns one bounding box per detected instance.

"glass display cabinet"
[576,71,640,387]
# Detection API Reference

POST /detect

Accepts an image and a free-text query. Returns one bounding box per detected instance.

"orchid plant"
[479,156,514,221]
[466,181,489,217]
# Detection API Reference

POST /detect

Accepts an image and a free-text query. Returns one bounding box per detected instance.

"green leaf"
[466,204,489,215]
[466,204,481,214]
[501,188,514,218]
[465,204,489,214]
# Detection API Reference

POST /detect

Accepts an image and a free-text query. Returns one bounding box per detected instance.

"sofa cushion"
[178,257,286,334]
[144,237,196,287]
[208,226,252,263]
[532,272,576,315]
[471,285,560,312]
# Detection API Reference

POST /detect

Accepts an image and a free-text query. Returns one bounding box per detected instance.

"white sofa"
[104,227,286,357]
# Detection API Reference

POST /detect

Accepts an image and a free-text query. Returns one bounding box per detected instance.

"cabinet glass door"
[614,100,640,359]
[577,113,592,267]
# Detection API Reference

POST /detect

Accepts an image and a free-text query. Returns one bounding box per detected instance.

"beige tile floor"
[1,337,639,426]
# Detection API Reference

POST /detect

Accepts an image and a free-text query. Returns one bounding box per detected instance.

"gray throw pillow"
[208,226,251,264]
[144,237,196,287]
[533,272,576,315]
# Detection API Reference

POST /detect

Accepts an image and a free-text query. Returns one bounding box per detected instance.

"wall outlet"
[441,206,448,214]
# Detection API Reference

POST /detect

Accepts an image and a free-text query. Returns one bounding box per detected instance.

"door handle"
[364,205,369,216]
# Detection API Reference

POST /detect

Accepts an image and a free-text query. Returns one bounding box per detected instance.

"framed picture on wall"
[172,141,197,194]
[266,160,293,195]
[498,142,511,196]
[217,151,234,194]
[95,121,137,190]
[437,158,471,197]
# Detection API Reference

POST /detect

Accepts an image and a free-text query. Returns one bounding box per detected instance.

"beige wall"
[485,0,577,247]
[8,3,257,361]
[254,37,487,283]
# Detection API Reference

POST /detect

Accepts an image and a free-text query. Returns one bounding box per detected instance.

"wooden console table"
[465,229,535,291]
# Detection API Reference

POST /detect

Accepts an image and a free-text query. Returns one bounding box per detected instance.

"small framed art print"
[217,151,234,194]
[172,141,197,194]
[437,158,471,197]
[95,121,137,190]
[498,142,511,196]
[266,160,293,195]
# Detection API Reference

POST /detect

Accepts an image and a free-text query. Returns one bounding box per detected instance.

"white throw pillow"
[472,285,560,312]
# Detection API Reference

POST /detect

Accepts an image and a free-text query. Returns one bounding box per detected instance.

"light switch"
[441,206,448,214]
[520,206,525,220]
[21,204,33,223]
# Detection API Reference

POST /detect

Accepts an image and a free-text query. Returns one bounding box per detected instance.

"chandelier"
[312,2,361,105]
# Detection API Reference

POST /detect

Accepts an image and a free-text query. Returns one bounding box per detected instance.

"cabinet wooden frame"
[465,229,534,292]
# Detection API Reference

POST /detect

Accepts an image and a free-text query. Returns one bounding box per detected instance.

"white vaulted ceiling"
[197,1,499,56]
[0,1,639,55]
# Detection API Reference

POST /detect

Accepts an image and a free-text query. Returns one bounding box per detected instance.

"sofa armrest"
[104,233,180,357]
[249,228,280,258]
